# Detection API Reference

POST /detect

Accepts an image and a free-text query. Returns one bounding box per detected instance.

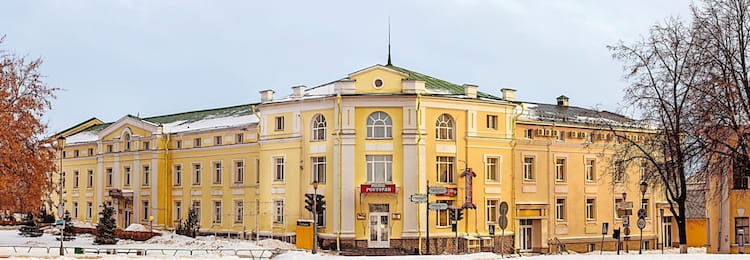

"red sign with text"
[361,184,397,193]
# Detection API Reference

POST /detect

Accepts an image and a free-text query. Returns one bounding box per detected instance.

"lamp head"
[312,181,319,189]
[57,136,66,148]
[640,181,648,194]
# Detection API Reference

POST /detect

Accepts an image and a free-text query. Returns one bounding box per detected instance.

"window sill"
[365,138,393,140]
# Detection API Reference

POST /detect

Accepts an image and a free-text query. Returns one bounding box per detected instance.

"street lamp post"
[639,181,647,254]
[57,136,66,256]
[312,181,319,255]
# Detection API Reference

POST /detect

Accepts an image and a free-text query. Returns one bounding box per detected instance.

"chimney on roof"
[556,95,569,107]
[501,88,516,101]
[292,85,306,98]
[260,90,275,102]
[463,84,478,99]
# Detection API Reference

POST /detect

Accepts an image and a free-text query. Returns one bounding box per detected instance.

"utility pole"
[57,136,66,256]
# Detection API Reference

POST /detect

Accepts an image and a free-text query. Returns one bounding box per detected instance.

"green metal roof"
[143,103,257,125]
[385,65,498,99]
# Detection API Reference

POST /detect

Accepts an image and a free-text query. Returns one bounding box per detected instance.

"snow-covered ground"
[0,226,737,259]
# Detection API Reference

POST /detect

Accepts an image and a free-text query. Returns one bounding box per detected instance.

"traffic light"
[449,208,456,221]
[315,194,326,215]
[612,228,621,239]
[456,208,464,221]
[304,193,315,213]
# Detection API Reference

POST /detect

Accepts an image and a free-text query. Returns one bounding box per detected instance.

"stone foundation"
[320,234,515,255]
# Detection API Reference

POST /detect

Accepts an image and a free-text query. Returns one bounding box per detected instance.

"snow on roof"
[160,114,258,133]
[65,130,100,144]
[519,102,645,128]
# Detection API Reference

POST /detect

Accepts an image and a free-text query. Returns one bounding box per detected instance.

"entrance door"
[662,216,672,248]
[368,213,390,248]
[520,219,533,251]
[124,209,131,227]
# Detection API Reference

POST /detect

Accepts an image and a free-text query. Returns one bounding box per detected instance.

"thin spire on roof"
[387,16,392,66]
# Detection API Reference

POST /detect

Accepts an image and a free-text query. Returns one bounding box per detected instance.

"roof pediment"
[97,115,159,139]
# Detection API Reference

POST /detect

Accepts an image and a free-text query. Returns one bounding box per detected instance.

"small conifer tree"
[62,210,75,239]
[94,204,117,244]
[176,208,199,238]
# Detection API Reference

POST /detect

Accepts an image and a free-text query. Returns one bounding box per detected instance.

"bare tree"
[609,17,707,253]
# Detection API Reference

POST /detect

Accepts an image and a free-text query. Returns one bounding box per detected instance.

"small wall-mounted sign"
[360,184,396,193]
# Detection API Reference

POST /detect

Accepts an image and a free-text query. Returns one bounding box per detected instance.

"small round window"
[373,78,384,89]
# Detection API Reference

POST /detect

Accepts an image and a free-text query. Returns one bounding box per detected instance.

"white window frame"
[274,116,284,131]
[436,156,455,183]
[586,198,596,220]
[86,169,94,188]
[174,201,182,221]
[213,201,222,224]
[142,200,150,220]
[124,166,131,186]
[273,199,284,225]
[585,159,595,182]
[487,114,498,129]
[236,133,244,144]
[142,165,150,186]
[73,202,79,218]
[234,160,245,184]
[86,201,93,220]
[213,161,222,184]
[555,158,566,182]
[193,163,202,185]
[214,136,222,145]
[485,155,501,183]
[366,111,392,139]
[311,114,327,141]
[194,138,202,147]
[192,200,201,222]
[311,156,326,184]
[366,155,393,183]
[174,164,182,186]
[73,170,80,188]
[106,168,113,187]
[523,157,535,181]
[435,114,454,140]
[486,199,499,223]
[235,200,244,224]
[556,198,566,221]
[273,157,285,182]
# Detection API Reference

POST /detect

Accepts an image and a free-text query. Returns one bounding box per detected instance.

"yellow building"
[52,63,656,254]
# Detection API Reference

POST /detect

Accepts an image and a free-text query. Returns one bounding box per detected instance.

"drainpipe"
[510,103,524,251]
[336,95,343,251]
[416,94,423,254]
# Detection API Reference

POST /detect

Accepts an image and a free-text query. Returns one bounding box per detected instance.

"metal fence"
[0,245,298,259]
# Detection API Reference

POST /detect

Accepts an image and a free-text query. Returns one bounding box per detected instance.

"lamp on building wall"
[57,136,66,256]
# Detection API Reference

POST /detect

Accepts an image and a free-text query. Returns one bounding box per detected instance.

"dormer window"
[124,133,131,151]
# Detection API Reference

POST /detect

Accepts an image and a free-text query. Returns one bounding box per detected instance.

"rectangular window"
[213,201,222,223]
[274,116,284,131]
[87,170,93,188]
[486,115,498,129]
[175,201,182,221]
[107,145,113,153]
[274,157,285,181]
[141,141,148,150]
[486,199,499,223]
[214,136,222,145]
[436,156,455,183]
[106,168,113,187]
[124,167,131,186]
[193,164,202,185]
[142,200,149,220]
[235,161,244,184]
[588,243,596,252]
[615,198,624,218]
[235,201,244,223]
[436,200,453,227]
[641,199,649,218]
[213,162,222,184]
[142,165,150,186]
[485,157,499,182]
[523,157,534,181]
[236,133,244,144]
[585,159,595,182]
[192,201,201,222]
[311,157,326,183]
[524,129,533,139]
[87,202,93,219]
[614,162,624,182]
[174,165,182,186]
[556,198,566,221]
[88,148,94,156]
[586,198,596,220]
[736,217,749,244]
[193,200,201,221]
[366,155,393,183]
[73,202,79,218]
[73,171,79,188]
[194,138,202,147]
[62,151,66,158]
[74,150,79,157]
[176,140,182,149]
[273,200,284,224]
[555,158,566,182]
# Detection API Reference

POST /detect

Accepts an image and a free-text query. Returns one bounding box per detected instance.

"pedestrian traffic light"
[304,193,315,213]
[456,208,464,221]
[315,194,326,215]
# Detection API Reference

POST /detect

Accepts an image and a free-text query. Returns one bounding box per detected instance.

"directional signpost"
[428,202,448,211]
[428,186,448,195]
[410,194,428,203]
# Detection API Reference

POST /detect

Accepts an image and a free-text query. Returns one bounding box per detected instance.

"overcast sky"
[1,0,692,133]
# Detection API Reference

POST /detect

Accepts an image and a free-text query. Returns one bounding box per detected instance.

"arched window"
[366,112,392,139]
[123,133,131,151]
[311,114,326,141]
[435,114,454,140]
